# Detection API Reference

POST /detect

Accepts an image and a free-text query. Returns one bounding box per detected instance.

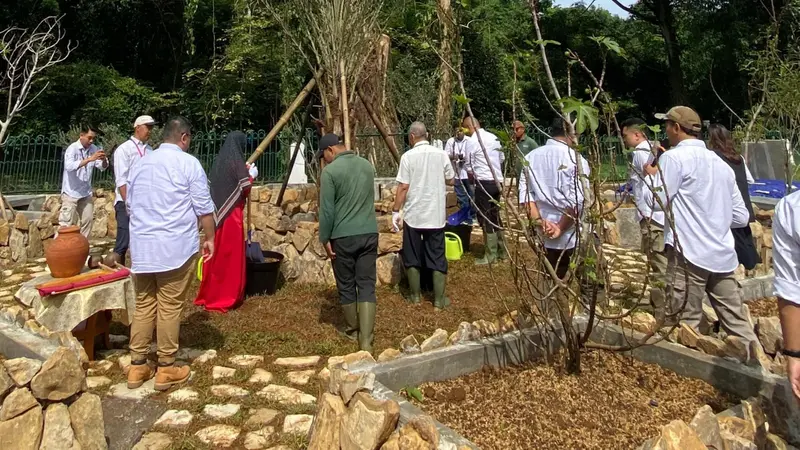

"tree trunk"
[653,0,687,104]
[435,0,455,136]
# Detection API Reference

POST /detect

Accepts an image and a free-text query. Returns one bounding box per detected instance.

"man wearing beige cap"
[108,115,156,264]
[645,106,759,357]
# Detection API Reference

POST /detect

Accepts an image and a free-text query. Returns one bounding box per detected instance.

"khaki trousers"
[129,256,197,365]
[59,194,94,238]
[666,246,757,343]
[641,220,668,322]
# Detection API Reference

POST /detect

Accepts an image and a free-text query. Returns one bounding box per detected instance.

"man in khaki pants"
[621,117,668,324]
[646,106,758,352]
[125,116,216,390]
[60,125,108,238]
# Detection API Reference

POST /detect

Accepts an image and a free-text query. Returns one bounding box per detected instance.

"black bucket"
[245,250,284,296]
[444,224,472,253]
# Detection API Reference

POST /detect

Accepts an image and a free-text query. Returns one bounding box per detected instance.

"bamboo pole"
[340,60,351,150]
[356,86,400,164]
[246,76,318,165]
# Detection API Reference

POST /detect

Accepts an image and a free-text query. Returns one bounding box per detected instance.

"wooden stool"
[72,310,112,361]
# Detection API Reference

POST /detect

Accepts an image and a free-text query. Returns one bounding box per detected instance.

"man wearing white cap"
[108,115,156,264]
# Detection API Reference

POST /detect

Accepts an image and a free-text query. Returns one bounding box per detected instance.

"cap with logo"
[316,134,342,160]
[654,106,702,133]
[133,115,157,128]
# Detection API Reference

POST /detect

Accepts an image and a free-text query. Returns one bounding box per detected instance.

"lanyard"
[450,139,465,156]
[130,139,146,158]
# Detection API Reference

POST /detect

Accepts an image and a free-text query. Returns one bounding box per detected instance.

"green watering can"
[445,232,463,261]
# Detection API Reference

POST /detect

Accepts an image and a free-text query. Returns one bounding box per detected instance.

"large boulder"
[0,405,43,450]
[0,219,10,245]
[41,403,80,450]
[3,357,43,387]
[688,405,724,450]
[307,393,347,450]
[30,347,85,401]
[642,420,706,450]
[0,387,39,421]
[339,392,400,450]
[756,317,783,355]
[10,228,27,263]
[0,364,14,401]
[69,393,108,450]
[376,253,402,286]
[378,233,402,254]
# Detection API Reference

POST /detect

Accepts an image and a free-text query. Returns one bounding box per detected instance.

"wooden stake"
[356,86,400,164]
[340,60,351,150]
[246,76,318,165]
[0,190,14,222]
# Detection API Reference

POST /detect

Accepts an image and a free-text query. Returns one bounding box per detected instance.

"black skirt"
[732,226,761,270]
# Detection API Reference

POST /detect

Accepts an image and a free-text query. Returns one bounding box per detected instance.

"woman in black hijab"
[194,131,258,312]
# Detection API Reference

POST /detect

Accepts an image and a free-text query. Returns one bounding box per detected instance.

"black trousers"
[331,233,378,305]
[401,224,448,273]
[113,201,130,257]
[475,180,502,233]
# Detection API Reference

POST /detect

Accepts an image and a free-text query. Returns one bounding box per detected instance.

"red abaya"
[194,196,246,313]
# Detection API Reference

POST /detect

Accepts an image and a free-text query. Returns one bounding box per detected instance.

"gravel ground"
[748,296,779,317]
[418,350,738,450]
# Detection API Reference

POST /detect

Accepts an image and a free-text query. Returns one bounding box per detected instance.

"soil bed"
[417,350,737,450]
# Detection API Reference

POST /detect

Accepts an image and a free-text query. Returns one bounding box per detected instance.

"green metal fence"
[0,130,302,194]
[0,128,633,194]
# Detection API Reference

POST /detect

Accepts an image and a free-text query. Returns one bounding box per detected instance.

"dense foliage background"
[0,0,785,135]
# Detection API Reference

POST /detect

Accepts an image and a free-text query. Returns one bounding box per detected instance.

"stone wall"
[0,347,106,449]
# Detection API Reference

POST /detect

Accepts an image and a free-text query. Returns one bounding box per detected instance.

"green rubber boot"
[338,303,359,341]
[405,267,421,304]
[496,230,508,261]
[357,302,376,353]
[475,233,498,265]
[432,271,450,311]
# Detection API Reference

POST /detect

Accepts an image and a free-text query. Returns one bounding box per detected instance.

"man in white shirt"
[444,125,474,223]
[125,116,216,391]
[773,190,800,397]
[108,115,156,264]
[392,121,455,310]
[463,116,506,265]
[621,117,668,324]
[59,125,108,238]
[519,118,590,280]
[646,106,758,348]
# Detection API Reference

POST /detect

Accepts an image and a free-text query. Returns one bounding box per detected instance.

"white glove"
[247,163,259,179]
[392,212,402,232]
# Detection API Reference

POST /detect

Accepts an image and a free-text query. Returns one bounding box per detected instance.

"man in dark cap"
[317,134,379,353]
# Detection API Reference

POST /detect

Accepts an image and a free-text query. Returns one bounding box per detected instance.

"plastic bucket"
[245,250,284,296]
[444,224,472,252]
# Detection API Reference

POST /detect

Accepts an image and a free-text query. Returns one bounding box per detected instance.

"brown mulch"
[109,251,519,361]
[417,350,738,450]
[748,296,779,318]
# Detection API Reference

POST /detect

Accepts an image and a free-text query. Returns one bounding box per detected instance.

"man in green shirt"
[513,120,538,185]
[318,134,379,353]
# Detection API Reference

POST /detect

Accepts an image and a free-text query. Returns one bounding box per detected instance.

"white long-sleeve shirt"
[519,139,590,250]
[127,143,215,274]
[645,139,749,273]
[444,136,470,180]
[629,141,665,226]
[61,140,106,199]
[466,128,504,183]
[773,190,800,304]
[113,136,153,204]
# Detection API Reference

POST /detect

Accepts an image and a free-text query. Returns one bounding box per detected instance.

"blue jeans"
[455,178,475,221]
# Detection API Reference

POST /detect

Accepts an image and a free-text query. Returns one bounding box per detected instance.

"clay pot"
[45,226,90,278]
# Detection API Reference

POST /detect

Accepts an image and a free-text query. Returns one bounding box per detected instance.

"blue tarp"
[749,179,800,199]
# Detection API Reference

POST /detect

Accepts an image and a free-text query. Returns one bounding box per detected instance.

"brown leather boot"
[154,365,191,391]
[127,363,154,389]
